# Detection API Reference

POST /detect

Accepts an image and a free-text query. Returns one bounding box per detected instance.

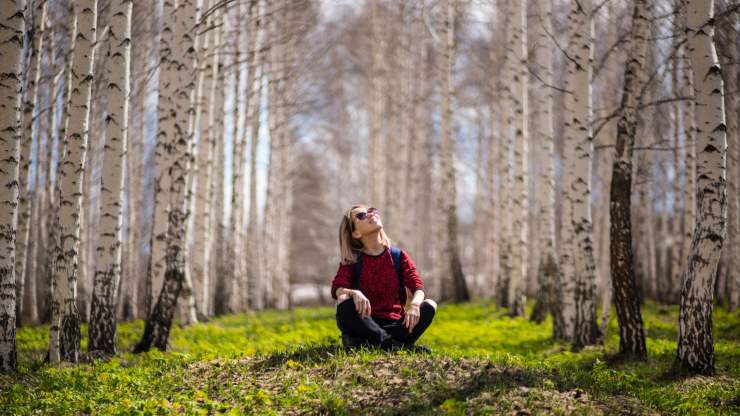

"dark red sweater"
[331,248,425,320]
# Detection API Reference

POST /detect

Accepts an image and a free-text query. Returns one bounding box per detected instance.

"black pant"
[335,298,435,346]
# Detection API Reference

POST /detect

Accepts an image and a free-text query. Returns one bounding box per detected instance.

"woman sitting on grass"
[331,205,437,351]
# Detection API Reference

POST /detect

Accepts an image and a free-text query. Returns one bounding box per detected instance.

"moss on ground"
[1,301,738,415]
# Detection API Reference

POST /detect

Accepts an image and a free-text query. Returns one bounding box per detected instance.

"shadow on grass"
[251,343,344,371]
[375,364,546,415]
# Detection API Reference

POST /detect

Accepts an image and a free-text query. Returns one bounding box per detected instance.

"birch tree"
[608,0,650,360]
[88,0,132,356]
[191,0,218,316]
[677,0,727,375]
[560,0,599,346]
[146,0,177,318]
[16,0,46,326]
[135,0,197,352]
[50,0,97,363]
[0,0,25,373]
[530,0,560,327]
[228,1,244,313]
[507,0,527,317]
[438,0,468,302]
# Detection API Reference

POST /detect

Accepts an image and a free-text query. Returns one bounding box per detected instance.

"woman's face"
[350,206,383,239]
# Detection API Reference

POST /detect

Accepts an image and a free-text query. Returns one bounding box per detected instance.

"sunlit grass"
[2,300,738,415]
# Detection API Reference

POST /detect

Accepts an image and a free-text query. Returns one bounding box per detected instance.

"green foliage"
[1,301,738,415]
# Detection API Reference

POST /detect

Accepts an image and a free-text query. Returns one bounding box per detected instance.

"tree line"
[0,0,737,378]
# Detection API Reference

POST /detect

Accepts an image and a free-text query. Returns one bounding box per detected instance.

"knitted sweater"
[331,248,425,320]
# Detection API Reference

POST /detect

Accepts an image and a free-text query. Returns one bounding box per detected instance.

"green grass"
[1,301,738,415]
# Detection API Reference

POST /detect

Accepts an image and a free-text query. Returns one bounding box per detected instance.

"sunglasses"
[354,207,379,221]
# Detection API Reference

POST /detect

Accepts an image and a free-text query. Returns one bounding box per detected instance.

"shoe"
[341,334,366,350]
[403,343,432,354]
[381,339,405,352]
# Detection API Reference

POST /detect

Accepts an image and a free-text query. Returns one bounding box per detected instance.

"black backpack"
[350,246,407,306]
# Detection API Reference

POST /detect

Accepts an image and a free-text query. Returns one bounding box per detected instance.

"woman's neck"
[360,231,385,255]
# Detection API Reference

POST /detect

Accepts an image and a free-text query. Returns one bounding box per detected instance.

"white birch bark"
[239,0,261,309]
[246,63,263,309]
[437,0,468,302]
[678,0,727,375]
[16,0,45,326]
[725,38,739,312]
[146,0,177,317]
[228,2,243,313]
[530,0,559,327]
[209,28,227,316]
[561,0,598,346]
[88,0,132,356]
[507,0,527,317]
[50,0,97,363]
[0,0,25,373]
[192,0,217,316]
[136,0,198,352]
[496,0,513,308]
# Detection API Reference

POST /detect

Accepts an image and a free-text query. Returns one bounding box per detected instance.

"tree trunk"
[146,0,178,318]
[136,0,197,352]
[50,0,97,364]
[609,0,650,360]
[677,0,727,376]
[507,0,527,317]
[88,0,131,356]
[0,0,25,373]
[246,67,263,310]
[191,0,218,317]
[530,0,559,327]
[228,2,244,313]
[437,0,468,303]
[16,0,46,328]
[559,0,599,347]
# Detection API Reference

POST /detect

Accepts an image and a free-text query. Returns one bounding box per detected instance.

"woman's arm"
[404,289,425,332]
[335,287,372,319]
[409,289,425,306]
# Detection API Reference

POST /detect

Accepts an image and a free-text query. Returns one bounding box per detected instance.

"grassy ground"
[1,301,738,415]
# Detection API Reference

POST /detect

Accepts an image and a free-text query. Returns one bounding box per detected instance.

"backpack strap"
[389,246,407,307]
[350,246,407,306]
[350,253,363,290]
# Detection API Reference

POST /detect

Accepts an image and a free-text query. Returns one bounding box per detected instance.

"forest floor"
[2,301,739,415]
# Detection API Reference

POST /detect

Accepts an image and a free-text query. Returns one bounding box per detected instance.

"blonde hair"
[339,205,392,265]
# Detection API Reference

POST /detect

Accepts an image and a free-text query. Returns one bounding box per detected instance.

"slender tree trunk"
[559,0,598,345]
[507,0,527,317]
[722,25,739,312]
[438,0,468,303]
[239,0,261,309]
[677,0,727,376]
[191,0,218,317]
[530,0,559,326]
[246,66,263,310]
[146,0,176,318]
[51,0,98,363]
[0,0,25,373]
[609,0,650,360]
[136,0,197,352]
[210,35,227,316]
[228,2,243,313]
[88,0,131,356]
[669,9,684,304]
[16,0,46,327]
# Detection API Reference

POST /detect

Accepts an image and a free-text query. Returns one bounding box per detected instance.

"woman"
[331,205,437,351]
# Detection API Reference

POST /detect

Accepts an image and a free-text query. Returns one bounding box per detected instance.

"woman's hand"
[350,290,372,319]
[404,303,421,333]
